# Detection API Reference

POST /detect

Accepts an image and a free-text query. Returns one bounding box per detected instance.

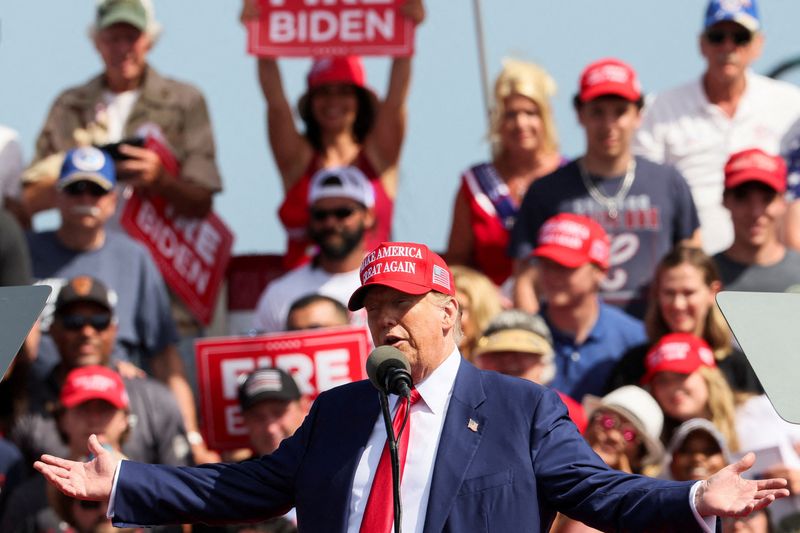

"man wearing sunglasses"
[252,166,375,333]
[634,0,800,255]
[25,147,216,464]
[11,275,192,472]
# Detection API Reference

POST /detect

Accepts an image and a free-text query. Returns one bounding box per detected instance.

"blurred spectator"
[473,309,587,432]
[286,294,349,331]
[0,124,26,224]
[446,59,563,286]
[722,511,771,533]
[0,438,24,519]
[510,58,700,318]
[642,333,739,450]
[532,213,646,400]
[12,276,191,468]
[238,368,309,458]
[240,0,425,270]
[0,208,31,287]
[634,0,800,255]
[583,386,664,475]
[252,167,373,333]
[25,148,214,463]
[194,368,306,533]
[552,385,664,533]
[609,244,762,394]
[665,418,730,482]
[22,0,221,220]
[451,265,503,360]
[2,365,149,533]
[714,149,800,292]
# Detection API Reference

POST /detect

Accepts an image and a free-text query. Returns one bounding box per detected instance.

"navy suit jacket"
[113,359,704,532]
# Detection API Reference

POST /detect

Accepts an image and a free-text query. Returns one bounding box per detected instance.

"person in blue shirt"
[532,213,647,400]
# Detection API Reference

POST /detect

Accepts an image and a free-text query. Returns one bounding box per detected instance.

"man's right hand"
[34,434,117,501]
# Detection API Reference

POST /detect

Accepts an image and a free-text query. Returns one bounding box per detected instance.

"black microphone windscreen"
[366,345,410,391]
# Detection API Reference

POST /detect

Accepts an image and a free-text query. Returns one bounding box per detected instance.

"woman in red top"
[241,0,424,269]
[446,59,563,286]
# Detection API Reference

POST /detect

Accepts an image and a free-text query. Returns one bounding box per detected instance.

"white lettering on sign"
[221,359,256,399]
[225,405,248,436]
[135,201,214,295]
[314,349,351,390]
[274,354,315,395]
[269,8,394,44]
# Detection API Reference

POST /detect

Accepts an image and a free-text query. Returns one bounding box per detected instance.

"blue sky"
[3,1,800,254]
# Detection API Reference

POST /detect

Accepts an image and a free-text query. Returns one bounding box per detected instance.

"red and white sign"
[120,194,234,326]
[195,326,370,450]
[247,0,414,58]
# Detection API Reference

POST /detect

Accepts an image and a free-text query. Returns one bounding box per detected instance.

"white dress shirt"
[346,347,461,533]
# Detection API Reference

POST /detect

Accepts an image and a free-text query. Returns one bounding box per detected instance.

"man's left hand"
[695,452,790,518]
[117,144,165,189]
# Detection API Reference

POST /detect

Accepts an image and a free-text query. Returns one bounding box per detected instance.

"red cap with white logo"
[60,365,129,410]
[532,213,610,269]
[348,242,455,311]
[578,58,642,103]
[641,333,717,385]
[724,148,787,193]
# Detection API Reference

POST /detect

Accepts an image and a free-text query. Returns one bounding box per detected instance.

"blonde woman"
[446,59,564,286]
[451,265,503,360]
[641,332,739,451]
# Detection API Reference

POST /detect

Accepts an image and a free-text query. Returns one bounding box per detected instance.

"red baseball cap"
[306,56,367,90]
[578,58,642,103]
[348,242,455,311]
[724,148,787,193]
[60,365,129,410]
[641,333,717,385]
[532,213,610,269]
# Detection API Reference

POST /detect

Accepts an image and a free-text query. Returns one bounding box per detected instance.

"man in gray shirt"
[713,149,800,293]
[12,276,191,468]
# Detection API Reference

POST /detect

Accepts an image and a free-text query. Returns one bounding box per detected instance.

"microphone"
[366,346,413,398]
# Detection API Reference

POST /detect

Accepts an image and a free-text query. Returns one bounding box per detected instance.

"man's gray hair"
[429,291,463,345]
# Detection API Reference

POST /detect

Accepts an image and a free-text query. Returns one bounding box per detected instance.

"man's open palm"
[34,434,117,501]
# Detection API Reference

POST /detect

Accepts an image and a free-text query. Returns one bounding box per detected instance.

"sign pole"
[472,0,492,122]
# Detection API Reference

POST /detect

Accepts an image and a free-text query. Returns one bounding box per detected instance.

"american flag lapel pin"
[468,418,479,432]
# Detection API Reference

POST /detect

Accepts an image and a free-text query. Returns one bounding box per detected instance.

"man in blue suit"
[36,241,788,532]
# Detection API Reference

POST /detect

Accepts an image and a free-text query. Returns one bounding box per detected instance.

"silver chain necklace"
[578,157,636,219]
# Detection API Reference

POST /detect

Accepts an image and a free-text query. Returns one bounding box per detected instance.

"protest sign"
[196,326,370,450]
[247,0,414,57]
[120,194,234,325]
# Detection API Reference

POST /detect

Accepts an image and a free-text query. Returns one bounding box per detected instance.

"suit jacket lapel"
[423,361,486,533]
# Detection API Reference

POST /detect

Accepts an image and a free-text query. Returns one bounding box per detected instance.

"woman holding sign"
[445,59,564,287]
[241,0,425,270]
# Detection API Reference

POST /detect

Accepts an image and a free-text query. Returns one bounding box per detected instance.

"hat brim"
[579,85,641,103]
[348,279,432,311]
[62,390,127,410]
[298,85,379,125]
[98,12,147,31]
[473,332,553,359]
[725,170,786,193]
[533,246,589,268]
[58,173,114,191]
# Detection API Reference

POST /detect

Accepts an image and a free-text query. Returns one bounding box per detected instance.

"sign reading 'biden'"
[247,0,414,57]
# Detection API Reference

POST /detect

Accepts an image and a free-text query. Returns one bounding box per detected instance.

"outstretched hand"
[34,434,118,501]
[695,452,790,518]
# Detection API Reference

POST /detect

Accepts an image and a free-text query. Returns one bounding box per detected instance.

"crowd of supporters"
[3,0,800,531]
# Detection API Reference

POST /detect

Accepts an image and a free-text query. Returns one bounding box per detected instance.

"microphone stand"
[378,388,405,533]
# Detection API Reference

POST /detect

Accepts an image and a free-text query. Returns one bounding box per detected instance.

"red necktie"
[359,389,422,533]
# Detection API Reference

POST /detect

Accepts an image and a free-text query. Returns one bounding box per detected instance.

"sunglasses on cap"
[591,411,639,443]
[309,206,356,221]
[63,181,109,197]
[704,28,752,46]
[59,313,112,332]
[77,499,102,510]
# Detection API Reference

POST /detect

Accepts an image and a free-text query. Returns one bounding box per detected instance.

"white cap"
[308,166,375,208]
[584,385,665,465]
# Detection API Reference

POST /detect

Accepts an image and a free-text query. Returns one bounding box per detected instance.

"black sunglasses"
[63,181,109,197]
[59,313,112,332]
[78,499,102,510]
[310,207,356,221]
[705,28,752,46]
